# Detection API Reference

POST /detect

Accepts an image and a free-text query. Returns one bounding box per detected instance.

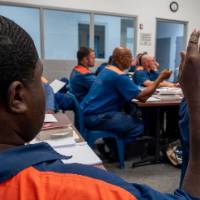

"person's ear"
[7,81,28,113]
[82,57,88,64]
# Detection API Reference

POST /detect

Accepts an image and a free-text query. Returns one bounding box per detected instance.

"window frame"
[0,2,138,61]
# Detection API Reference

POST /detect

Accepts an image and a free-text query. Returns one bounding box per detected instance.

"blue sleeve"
[96,64,107,75]
[83,73,96,90]
[54,93,74,111]
[115,75,141,101]
[43,83,55,111]
[35,160,195,200]
[151,70,160,81]
[134,70,149,86]
[129,65,136,72]
[179,98,190,145]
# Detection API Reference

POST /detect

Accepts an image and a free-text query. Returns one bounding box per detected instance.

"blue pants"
[55,93,74,111]
[179,98,189,187]
[43,83,55,112]
[84,111,144,144]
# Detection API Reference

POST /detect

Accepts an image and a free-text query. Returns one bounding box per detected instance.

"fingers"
[178,51,186,82]
[180,51,186,69]
[187,30,200,54]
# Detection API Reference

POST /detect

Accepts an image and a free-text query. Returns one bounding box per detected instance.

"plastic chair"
[59,77,69,94]
[67,92,125,168]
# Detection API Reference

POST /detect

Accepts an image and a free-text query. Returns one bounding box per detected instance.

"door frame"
[155,18,188,57]
[155,18,188,81]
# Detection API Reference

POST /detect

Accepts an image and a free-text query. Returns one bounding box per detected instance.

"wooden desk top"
[134,99,182,107]
[53,113,84,143]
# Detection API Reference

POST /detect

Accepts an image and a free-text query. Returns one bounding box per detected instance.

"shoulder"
[136,66,144,71]
[74,66,91,75]
[135,69,147,76]
[106,65,126,75]
[12,166,137,200]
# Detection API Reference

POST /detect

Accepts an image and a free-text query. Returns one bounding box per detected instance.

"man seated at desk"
[96,56,113,75]
[134,53,177,87]
[69,47,96,102]
[1,16,200,200]
[81,47,171,145]
[41,77,74,112]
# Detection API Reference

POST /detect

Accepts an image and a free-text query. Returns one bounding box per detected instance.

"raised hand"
[159,69,172,81]
[179,30,200,103]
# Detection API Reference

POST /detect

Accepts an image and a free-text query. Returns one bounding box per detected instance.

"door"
[156,20,187,81]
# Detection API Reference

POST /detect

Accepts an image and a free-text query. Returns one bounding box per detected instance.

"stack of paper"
[132,96,160,102]
[55,142,102,165]
[156,87,183,95]
[156,95,183,101]
[44,114,58,123]
[44,137,76,148]
[30,136,76,148]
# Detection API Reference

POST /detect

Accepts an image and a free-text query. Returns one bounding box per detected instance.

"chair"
[67,92,125,168]
[59,77,69,94]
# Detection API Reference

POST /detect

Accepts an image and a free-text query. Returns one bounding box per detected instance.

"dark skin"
[110,47,172,102]
[0,60,45,151]
[179,30,200,198]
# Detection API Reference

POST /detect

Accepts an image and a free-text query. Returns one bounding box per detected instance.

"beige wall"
[43,60,102,82]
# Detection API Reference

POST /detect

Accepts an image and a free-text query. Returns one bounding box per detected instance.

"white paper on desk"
[44,114,58,123]
[55,142,102,165]
[146,96,160,102]
[132,96,160,102]
[44,137,76,148]
[156,95,183,101]
[156,87,182,95]
[72,130,80,140]
[50,79,66,93]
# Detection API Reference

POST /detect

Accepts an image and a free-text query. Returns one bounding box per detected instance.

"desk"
[53,113,84,143]
[134,99,181,107]
[133,98,182,166]
[39,113,105,169]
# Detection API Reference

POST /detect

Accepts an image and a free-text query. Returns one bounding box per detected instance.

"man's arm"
[143,80,175,87]
[136,70,172,102]
[179,30,200,198]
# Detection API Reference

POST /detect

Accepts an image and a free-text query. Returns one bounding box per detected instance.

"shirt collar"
[0,142,70,183]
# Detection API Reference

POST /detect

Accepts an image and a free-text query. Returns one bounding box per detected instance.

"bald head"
[112,47,132,70]
[141,54,159,71]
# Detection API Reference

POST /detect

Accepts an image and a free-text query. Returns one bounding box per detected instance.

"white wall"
[95,15,121,59]
[1,0,200,56]
[44,10,90,59]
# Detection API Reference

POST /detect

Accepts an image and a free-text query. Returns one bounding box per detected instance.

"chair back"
[67,92,87,139]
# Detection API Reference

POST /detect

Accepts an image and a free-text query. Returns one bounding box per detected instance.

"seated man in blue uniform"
[1,16,200,200]
[96,55,113,75]
[42,79,74,112]
[134,54,176,87]
[69,47,96,102]
[81,47,171,144]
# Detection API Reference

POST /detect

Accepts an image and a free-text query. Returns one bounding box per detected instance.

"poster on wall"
[140,33,152,46]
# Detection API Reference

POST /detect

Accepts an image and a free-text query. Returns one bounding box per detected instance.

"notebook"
[56,142,102,165]
[50,79,66,93]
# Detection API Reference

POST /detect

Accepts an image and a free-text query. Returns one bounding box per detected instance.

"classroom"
[0,0,200,199]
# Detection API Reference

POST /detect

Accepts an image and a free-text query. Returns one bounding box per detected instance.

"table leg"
[155,107,161,162]
[132,107,161,168]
